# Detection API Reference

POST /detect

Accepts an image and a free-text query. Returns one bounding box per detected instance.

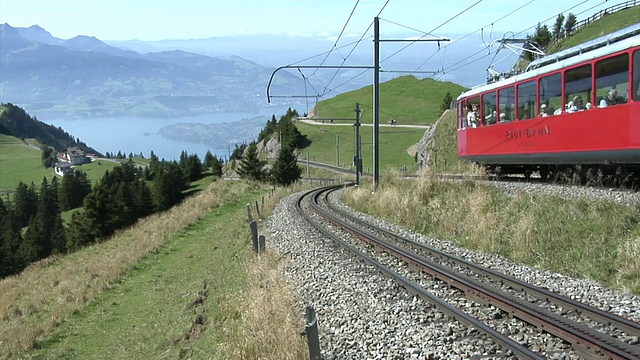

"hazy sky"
[0,0,620,41]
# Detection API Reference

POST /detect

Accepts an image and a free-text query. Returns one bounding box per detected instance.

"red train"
[456,24,640,185]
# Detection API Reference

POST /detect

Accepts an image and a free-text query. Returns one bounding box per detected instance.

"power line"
[313,0,361,76]
[380,0,485,64]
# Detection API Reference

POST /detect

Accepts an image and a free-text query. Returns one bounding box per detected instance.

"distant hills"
[0,23,302,119]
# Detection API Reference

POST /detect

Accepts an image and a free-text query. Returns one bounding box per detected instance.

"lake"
[44,107,290,161]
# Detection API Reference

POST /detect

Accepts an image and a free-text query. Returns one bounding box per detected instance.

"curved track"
[297,184,640,359]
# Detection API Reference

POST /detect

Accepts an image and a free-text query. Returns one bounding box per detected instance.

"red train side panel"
[458,102,640,165]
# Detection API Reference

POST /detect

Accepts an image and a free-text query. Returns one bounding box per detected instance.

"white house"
[64,147,89,165]
[54,162,73,176]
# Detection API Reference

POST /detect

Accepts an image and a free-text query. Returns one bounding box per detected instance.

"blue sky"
[0,0,620,41]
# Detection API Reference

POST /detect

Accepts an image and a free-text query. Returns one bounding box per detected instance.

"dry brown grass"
[0,180,259,358]
[220,251,307,359]
[343,173,640,294]
[216,181,312,359]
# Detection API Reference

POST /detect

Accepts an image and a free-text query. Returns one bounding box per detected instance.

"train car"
[456,24,640,183]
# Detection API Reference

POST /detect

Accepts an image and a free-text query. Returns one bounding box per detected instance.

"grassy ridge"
[313,76,467,125]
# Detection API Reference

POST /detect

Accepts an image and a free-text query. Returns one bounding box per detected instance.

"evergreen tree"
[148,151,160,180]
[211,156,223,177]
[65,210,95,251]
[258,114,278,143]
[18,217,44,264]
[152,162,187,211]
[237,143,266,181]
[12,181,38,229]
[552,13,565,40]
[179,150,189,169]
[132,179,154,219]
[440,92,453,112]
[59,170,92,211]
[564,13,577,37]
[49,213,66,254]
[230,144,247,161]
[277,115,304,148]
[525,23,552,61]
[204,150,215,170]
[0,198,23,277]
[271,146,302,186]
[83,185,127,239]
[184,153,203,181]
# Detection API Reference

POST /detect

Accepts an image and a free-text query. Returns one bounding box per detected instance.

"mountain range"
[0,24,303,119]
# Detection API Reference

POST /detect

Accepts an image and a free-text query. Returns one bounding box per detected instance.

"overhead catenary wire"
[313,0,362,76]
[319,0,391,97]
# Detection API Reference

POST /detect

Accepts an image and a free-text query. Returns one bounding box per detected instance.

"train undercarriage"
[484,163,640,189]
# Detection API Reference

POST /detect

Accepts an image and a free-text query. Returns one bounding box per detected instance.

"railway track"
[297,184,640,359]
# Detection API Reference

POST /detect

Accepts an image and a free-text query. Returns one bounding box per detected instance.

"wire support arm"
[266,65,373,103]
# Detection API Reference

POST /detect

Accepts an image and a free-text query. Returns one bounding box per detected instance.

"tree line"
[0,151,224,278]
[525,13,578,61]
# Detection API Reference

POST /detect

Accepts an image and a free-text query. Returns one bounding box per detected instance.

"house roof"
[66,147,85,157]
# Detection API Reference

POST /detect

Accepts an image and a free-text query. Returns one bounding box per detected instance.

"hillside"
[0,103,100,155]
[311,76,467,126]
[547,5,640,54]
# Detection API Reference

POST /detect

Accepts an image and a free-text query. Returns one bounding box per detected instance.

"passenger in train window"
[485,110,497,124]
[567,96,585,112]
[466,104,478,128]
[598,87,625,107]
[540,104,549,117]
[585,102,592,110]
[499,113,509,123]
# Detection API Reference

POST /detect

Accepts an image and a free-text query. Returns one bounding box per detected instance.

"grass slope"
[312,76,467,125]
[547,6,640,54]
[297,122,425,173]
[296,76,467,174]
[0,134,50,192]
[0,134,128,193]
[2,180,307,359]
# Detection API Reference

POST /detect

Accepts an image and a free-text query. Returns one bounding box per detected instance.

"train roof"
[457,23,640,101]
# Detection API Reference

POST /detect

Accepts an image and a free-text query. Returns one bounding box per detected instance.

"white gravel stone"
[264,188,640,359]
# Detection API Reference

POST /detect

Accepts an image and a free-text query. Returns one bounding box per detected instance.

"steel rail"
[297,185,545,360]
[313,186,640,359]
[321,188,640,338]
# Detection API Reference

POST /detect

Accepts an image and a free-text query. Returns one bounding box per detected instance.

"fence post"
[250,221,258,252]
[255,200,261,217]
[304,305,321,360]
[258,235,265,254]
[246,203,253,223]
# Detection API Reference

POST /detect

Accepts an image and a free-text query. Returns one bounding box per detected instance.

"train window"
[540,73,561,116]
[632,50,640,101]
[499,86,515,123]
[565,64,592,113]
[517,80,536,120]
[482,92,496,125]
[465,97,481,128]
[457,101,465,129]
[595,53,629,107]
